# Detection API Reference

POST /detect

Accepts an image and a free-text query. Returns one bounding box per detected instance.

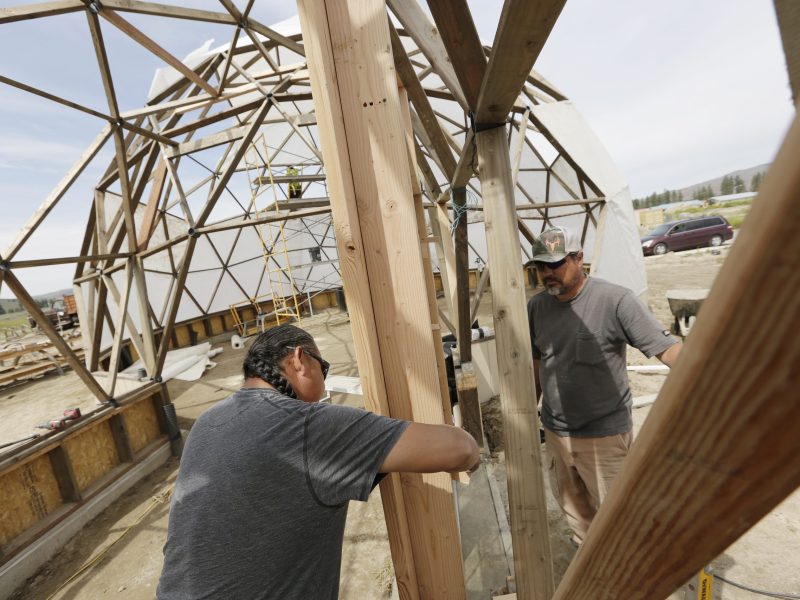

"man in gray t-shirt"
[527,227,681,545]
[158,324,479,599]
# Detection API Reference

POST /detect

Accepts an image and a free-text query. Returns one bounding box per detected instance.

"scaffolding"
[234,131,303,333]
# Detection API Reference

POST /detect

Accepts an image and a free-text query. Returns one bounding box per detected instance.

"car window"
[670,223,686,234]
[647,223,672,236]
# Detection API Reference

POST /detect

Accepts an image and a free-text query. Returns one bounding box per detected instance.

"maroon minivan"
[641,215,733,256]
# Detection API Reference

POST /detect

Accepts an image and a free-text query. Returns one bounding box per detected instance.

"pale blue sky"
[0,0,793,295]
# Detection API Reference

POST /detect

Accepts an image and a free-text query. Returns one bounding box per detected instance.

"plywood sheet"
[0,454,63,547]
[63,421,120,491]
[123,397,161,454]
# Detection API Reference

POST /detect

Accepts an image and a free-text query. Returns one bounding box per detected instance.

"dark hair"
[242,324,317,398]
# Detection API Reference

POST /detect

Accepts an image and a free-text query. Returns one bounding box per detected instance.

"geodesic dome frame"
[0,1,643,403]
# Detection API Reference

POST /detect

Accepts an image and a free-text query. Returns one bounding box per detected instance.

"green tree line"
[633,171,765,209]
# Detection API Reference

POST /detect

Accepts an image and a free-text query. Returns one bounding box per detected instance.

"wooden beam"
[297,1,466,598]
[0,1,81,24]
[398,83,455,430]
[389,23,457,180]
[425,0,486,109]
[475,0,566,124]
[451,129,476,188]
[0,263,109,402]
[552,111,800,600]
[98,7,218,97]
[386,0,468,110]
[194,100,272,226]
[452,187,472,360]
[153,237,196,375]
[775,0,800,104]
[248,18,306,57]
[104,263,135,396]
[469,266,490,325]
[137,159,167,251]
[101,0,236,25]
[476,126,553,599]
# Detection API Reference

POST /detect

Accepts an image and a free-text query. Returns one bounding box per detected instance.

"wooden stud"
[386,0,467,110]
[475,0,566,124]
[99,8,218,97]
[426,0,486,109]
[476,126,554,599]
[297,1,467,597]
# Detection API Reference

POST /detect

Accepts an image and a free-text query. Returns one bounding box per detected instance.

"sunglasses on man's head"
[534,253,576,271]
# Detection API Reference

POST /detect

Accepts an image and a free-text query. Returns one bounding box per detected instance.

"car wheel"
[653,243,668,255]
[709,235,723,247]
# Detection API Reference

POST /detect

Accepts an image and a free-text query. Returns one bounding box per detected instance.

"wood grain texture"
[476,126,554,600]
[122,396,161,454]
[426,0,486,110]
[0,454,63,547]
[298,1,465,598]
[62,421,120,492]
[775,0,800,103]
[476,0,566,123]
[552,112,800,600]
[296,2,421,597]
[386,0,467,110]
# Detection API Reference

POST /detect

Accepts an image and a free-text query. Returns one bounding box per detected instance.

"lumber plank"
[137,159,167,251]
[425,0,486,109]
[0,0,81,24]
[99,7,217,97]
[775,0,800,103]
[399,84,455,429]
[476,126,554,600]
[552,110,800,600]
[389,23,457,180]
[451,130,476,188]
[248,18,305,57]
[386,0,467,110]
[475,0,566,124]
[194,100,272,226]
[452,187,472,361]
[297,1,467,598]
[100,0,235,25]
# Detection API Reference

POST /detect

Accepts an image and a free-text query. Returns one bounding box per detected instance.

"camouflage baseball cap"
[532,226,582,262]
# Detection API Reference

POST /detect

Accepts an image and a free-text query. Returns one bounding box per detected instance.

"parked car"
[641,215,733,256]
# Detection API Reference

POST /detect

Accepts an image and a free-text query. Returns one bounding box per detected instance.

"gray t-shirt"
[157,387,409,600]
[528,276,677,437]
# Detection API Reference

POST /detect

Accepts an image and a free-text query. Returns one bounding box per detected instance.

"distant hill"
[634,163,771,208]
[0,288,72,313]
[0,298,22,313]
[678,163,771,200]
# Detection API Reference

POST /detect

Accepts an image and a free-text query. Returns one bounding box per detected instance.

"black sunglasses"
[304,348,330,379]
[534,253,576,271]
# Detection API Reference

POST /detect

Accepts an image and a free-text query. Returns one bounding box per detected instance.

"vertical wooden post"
[476,126,554,599]
[297,2,466,598]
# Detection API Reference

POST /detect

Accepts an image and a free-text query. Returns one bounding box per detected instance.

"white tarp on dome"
[531,101,648,297]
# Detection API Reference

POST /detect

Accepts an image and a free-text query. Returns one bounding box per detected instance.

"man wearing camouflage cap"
[527,226,681,546]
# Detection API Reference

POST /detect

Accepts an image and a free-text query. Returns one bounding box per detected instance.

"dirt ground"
[4,243,799,599]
